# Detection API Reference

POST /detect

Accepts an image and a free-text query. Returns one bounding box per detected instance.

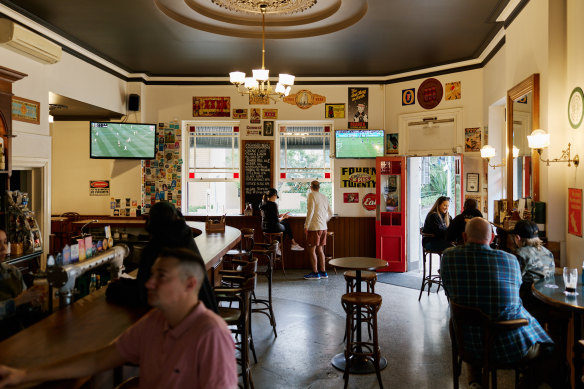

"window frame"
[182,120,241,215]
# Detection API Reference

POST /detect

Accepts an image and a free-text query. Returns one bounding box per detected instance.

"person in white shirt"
[303,181,333,280]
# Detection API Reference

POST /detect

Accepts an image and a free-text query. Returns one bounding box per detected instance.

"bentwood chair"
[449,301,533,389]
[250,241,278,338]
[262,231,285,275]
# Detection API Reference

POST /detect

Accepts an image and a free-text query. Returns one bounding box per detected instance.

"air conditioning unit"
[0,19,62,64]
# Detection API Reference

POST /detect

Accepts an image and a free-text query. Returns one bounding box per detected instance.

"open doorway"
[407,155,461,272]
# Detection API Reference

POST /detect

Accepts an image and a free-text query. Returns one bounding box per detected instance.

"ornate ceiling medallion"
[211,0,317,15]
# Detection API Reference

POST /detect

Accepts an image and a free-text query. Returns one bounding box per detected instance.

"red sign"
[90,180,110,188]
[568,188,582,236]
[362,193,376,211]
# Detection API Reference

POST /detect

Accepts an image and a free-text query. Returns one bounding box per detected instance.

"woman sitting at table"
[0,228,44,340]
[422,196,454,252]
[260,188,304,252]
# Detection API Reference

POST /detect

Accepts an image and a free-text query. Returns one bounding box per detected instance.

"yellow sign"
[284,89,326,109]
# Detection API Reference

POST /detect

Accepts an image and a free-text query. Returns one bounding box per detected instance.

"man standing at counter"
[304,180,333,280]
[0,247,238,389]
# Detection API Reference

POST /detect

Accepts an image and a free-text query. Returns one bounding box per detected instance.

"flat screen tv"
[90,122,157,159]
[335,129,384,158]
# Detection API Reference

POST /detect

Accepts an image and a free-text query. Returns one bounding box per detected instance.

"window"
[185,122,240,215]
[277,122,332,214]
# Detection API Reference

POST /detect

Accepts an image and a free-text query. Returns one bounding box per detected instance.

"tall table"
[329,257,388,374]
[532,274,584,389]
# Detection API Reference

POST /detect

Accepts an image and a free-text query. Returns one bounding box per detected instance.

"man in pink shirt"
[0,247,237,389]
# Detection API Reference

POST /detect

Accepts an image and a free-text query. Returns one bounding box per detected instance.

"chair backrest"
[240,228,255,252]
[420,227,434,238]
[449,301,529,367]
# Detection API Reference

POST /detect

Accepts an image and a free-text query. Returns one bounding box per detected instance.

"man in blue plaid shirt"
[441,217,553,388]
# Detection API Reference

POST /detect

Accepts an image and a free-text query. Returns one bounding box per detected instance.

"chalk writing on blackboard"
[243,141,272,211]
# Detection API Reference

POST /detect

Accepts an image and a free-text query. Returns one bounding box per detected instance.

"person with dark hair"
[107,201,218,313]
[422,195,454,252]
[0,247,238,388]
[259,188,303,252]
[0,228,44,340]
[446,198,483,245]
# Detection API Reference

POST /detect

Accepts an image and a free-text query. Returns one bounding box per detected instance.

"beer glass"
[563,267,578,296]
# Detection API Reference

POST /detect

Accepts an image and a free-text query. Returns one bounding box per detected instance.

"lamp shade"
[229,71,245,84]
[480,144,496,159]
[244,77,259,89]
[527,129,550,149]
[279,73,295,86]
[252,69,269,82]
[275,83,286,94]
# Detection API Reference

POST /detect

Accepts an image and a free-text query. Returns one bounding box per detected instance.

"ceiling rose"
[210,0,317,15]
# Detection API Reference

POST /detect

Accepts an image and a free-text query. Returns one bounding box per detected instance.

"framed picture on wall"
[466,173,479,192]
[12,96,40,124]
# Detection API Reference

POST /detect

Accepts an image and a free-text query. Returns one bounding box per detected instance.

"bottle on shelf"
[96,274,101,290]
[89,274,97,294]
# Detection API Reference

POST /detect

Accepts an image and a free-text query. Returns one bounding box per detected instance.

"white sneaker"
[273,241,281,256]
[291,243,304,251]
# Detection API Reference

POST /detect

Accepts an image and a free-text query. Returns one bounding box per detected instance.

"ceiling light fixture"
[228,4,295,102]
[212,0,316,15]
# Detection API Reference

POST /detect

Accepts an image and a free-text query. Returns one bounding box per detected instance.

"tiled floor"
[246,269,515,389]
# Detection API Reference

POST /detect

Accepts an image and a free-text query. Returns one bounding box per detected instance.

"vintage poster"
[340,166,376,188]
[464,127,481,152]
[445,81,461,100]
[262,109,278,119]
[246,125,262,136]
[325,103,345,118]
[89,180,110,196]
[343,193,359,203]
[193,97,230,117]
[386,133,399,154]
[263,121,274,136]
[249,108,261,124]
[12,96,40,124]
[402,88,415,106]
[348,87,368,129]
[568,188,582,237]
[232,108,248,119]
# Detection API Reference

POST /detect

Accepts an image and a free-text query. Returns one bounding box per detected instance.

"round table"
[329,257,388,374]
[532,274,584,388]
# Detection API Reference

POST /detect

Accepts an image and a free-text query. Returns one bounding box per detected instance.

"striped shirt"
[441,242,552,364]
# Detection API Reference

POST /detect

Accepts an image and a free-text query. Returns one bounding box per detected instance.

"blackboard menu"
[242,140,273,211]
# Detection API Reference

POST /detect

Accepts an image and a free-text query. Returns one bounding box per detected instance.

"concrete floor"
[247,269,516,389]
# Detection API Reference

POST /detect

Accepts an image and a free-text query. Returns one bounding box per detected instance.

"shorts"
[306,230,327,247]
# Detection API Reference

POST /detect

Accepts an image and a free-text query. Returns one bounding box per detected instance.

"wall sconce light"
[480,144,518,168]
[527,129,579,167]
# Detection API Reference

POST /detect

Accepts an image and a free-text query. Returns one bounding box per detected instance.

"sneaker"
[290,243,304,251]
[273,241,281,256]
[304,272,321,280]
[318,271,328,279]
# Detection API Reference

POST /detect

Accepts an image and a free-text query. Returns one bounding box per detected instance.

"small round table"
[329,257,388,374]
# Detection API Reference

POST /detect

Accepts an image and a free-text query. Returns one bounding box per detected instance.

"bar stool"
[250,242,278,338]
[325,231,337,274]
[419,229,444,301]
[343,270,377,341]
[341,292,384,389]
[224,228,255,268]
[262,231,285,276]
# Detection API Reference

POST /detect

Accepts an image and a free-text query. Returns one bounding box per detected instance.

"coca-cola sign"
[362,193,376,211]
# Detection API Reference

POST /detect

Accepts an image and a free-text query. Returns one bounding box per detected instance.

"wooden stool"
[418,247,443,301]
[250,243,278,338]
[341,292,384,389]
[325,231,337,274]
[343,271,377,341]
[263,231,285,276]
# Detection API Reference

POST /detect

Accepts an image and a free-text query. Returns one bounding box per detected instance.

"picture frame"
[466,173,479,192]
[325,103,345,118]
[263,121,274,136]
[12,96,40,124]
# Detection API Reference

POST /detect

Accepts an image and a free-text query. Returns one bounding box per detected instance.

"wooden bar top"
[0,222,241,388]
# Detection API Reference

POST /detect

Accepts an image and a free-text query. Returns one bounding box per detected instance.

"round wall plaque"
[568,87,583,129]
[417,78,443,110]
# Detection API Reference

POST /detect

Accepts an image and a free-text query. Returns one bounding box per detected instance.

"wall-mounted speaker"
[128,94,140,111]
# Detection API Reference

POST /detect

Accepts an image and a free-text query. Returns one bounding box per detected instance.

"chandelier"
[228,4,295,101]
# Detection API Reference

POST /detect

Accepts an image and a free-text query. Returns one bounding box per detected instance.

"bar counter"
[0,222,240,388]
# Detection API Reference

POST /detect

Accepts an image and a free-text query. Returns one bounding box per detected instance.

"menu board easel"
[241,140,273,212]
